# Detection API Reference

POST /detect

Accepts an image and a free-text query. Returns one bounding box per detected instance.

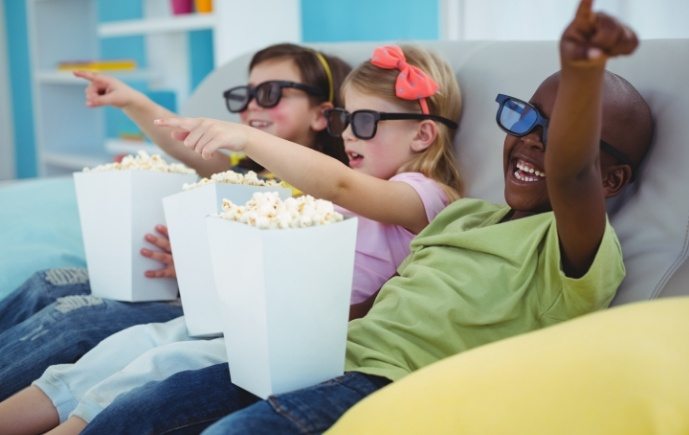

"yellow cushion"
[329,297,689,435]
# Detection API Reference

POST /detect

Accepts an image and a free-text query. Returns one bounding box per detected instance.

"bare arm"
[75,71,231,177]
[155,118,433,233]
[546,0,638,276]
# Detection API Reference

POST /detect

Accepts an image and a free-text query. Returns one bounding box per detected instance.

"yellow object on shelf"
[194,0,213,13]
[57,59,137,72]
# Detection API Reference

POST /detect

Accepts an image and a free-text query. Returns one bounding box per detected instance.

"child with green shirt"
[27,1,652,433]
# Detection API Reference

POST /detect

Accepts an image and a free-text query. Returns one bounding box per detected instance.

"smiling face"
[239,58,323,147]
[341,87,421,179]
[502,77,559,219]
[502,71,654,220]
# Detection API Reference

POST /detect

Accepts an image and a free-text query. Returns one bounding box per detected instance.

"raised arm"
[75,71,231,177]
[154,117,432,233]
[546,0,638,276]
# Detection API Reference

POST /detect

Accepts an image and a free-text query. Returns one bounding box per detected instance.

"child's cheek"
[239,112,250,125]
[266,107,291,129]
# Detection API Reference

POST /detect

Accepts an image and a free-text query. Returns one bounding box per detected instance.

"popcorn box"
[73,170,197,301]
[163,184,292,337]
[207,216,357,399]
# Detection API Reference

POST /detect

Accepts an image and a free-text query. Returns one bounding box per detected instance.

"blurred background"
[1,0,686,181]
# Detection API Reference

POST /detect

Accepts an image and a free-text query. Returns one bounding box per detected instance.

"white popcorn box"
[207,216,358,399]
[163,184,292,337]
[73,170,197,301]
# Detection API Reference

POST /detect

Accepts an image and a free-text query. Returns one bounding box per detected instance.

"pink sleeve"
[390,172,450,222]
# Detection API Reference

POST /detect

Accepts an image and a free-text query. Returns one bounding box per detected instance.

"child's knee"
[43,268,89,286]
[53,295,104,314]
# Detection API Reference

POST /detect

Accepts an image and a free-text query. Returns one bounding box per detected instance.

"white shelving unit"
[98,13,217,36]
[104,138,161,156]
[28,0,103,176]
[27,0,300,176]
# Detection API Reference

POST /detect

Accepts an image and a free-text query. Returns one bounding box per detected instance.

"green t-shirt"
[345,198,625,381]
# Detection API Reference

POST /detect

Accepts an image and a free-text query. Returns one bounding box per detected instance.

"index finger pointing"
[574,0,594,24]
[73,70,98,81]
[154,117,196,131]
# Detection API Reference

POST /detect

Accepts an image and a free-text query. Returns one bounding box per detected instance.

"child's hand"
[561,0,638,67]
[73,71,140,108]
[140,224,177,279]
[154,117,249,160]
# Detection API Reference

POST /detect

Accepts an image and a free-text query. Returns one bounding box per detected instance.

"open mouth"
[347,151,364,167]
[249,119,273,129]
[513,159,545,183]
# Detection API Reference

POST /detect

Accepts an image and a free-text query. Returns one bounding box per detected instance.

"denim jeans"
[0,268,91,333]
[83,364,390,435]
[0,269,183,401]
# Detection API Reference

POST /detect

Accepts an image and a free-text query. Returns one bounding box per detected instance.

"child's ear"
[410,120,438,152]
[602,164,633,198]
[311,102,333,132]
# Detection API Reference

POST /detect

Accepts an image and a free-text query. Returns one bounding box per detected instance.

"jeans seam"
[267,398,313,434]
[266,374,373,434]
[158,412,230,434]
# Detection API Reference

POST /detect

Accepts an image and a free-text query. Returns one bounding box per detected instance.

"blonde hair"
[342,45,463,200]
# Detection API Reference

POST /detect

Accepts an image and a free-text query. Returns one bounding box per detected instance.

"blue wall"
[4,0,36,178]
[3,0,438,178]
[302,0,439,42]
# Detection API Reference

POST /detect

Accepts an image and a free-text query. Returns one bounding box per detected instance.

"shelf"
[36,69,159,85]
[98,13,217,37]
[104,138,161,156]
[43,151,111,171]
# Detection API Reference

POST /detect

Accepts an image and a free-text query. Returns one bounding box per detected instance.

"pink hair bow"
[370,45,438,114]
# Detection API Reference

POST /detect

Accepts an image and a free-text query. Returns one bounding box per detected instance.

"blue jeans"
[0,269,183,401]
[0,268,91,333]
[83,364,390,435]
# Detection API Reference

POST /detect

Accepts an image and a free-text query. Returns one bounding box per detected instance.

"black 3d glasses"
[324,108,458,140]
[223,80,325,113]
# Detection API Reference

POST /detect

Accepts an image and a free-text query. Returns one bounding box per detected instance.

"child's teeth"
[516,161,545,178]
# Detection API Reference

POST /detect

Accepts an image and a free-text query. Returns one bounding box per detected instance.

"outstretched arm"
[75,71,231,177]
[154,118,432,233]
[546,0,638,276]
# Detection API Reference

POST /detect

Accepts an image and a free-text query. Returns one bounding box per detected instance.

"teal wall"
[3,0,438,178]
[4,0,36,178]
[302,0,439,41]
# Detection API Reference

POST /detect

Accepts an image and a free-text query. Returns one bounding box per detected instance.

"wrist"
[122,90,151,112]
[242,123,259,152]
[559,63,606,86]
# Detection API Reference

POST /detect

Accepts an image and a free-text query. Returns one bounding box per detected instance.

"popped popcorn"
[82,151,195,174]
[183,170,279,191]
[218,192,343,230]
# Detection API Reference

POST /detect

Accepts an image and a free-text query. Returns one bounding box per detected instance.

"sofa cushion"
[0,177,85,300]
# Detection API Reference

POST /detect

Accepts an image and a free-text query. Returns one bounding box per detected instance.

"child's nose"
[246,96,261,111]
[342,124,356,142]
[521,128,546,149]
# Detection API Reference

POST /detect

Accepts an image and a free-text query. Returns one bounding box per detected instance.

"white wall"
[441,0,689,40]
[213,0,301,67]
[0,1,15,179]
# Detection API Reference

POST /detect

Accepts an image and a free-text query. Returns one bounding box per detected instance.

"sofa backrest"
[183,39,689,306]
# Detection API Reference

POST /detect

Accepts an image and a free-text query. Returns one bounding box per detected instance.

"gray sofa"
[185,38,689,307]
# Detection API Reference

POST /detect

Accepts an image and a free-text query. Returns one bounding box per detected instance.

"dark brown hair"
[236,43,351,172]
